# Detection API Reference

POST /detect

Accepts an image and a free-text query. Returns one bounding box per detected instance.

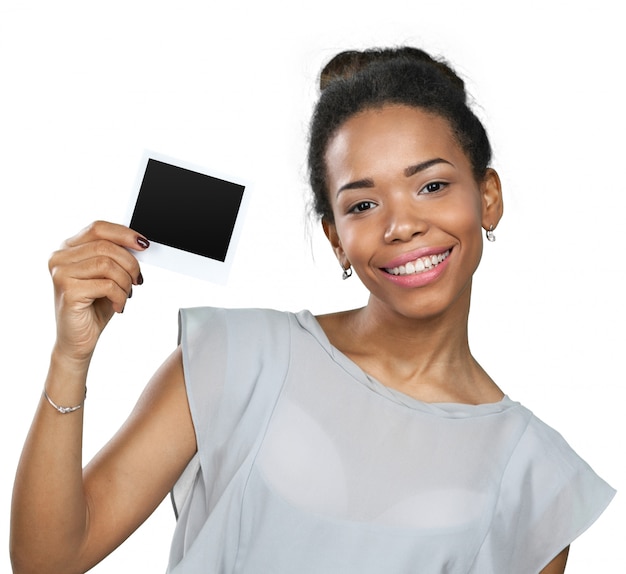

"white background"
[1,1,623,572]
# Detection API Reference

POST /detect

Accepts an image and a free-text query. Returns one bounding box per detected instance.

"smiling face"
[323,104,503,322]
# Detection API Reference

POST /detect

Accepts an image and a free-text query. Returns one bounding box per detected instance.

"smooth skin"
[10,222,196,574]
[319,105,504,405]
[11,107,569,572]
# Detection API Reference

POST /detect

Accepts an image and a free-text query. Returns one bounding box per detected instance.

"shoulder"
[479,403,614,572]
[179,306,293,330]
[178,306,297,347]
[176,307,302,446]
[512,408,594,478]
[177,307,308,387]
[500,405,606,493]
[502,404,615,541]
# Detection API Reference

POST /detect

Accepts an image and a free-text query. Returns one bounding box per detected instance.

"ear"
[480,168,504,231]
[322,218,349,268]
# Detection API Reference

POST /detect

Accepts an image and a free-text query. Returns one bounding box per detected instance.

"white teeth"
[385,250,450,276]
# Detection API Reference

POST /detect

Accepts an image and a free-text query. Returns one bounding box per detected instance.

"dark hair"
[308,47,492,222]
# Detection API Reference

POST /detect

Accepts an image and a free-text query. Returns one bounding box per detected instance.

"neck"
[326,287,501,404]
[359,291,471,367]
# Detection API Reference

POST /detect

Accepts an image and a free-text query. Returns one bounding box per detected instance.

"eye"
[420,181,447,195]
[348,200,376,213]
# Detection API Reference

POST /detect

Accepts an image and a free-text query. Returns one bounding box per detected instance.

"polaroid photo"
[126,150,252,284]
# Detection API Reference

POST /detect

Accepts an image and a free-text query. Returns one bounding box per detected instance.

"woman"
[10,47,614,573]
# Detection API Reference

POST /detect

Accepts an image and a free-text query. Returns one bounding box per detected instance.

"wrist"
[43,385,87,414]
[50,343,94,374]
[47,346,91,402]
[44,351,90,415]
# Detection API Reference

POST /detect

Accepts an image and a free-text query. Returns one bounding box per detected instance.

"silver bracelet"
[43,387,87,414]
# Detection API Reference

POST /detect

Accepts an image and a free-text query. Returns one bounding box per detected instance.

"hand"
[48,221,149,363]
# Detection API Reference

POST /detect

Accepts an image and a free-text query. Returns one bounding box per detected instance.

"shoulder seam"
[467,409,533,569]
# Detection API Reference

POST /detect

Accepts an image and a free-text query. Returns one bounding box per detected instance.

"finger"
[63,220,150,253]
[53,251,136,313]
[49,253,138,294]
[56,255,135,297]
[60,276,132,315]
[51,239,143,286]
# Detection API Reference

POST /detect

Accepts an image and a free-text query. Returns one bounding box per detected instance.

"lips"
[384,249,451,276]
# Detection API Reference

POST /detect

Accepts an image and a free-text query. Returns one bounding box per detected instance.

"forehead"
[325,104,467,178]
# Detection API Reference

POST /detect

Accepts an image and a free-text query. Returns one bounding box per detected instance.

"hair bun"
[319,47,465,97]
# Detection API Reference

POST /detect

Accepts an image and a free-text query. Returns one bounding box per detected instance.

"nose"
[383,197,428,243]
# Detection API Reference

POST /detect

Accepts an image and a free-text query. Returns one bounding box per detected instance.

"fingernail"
[137,272,144,285]
[137,237,150,249]
[129,287,133,299]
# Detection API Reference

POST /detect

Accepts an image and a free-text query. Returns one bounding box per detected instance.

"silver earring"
[342,265,353,280]
[486,225,496,242]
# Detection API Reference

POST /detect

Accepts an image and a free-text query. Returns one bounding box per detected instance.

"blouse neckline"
[295,309,518,419]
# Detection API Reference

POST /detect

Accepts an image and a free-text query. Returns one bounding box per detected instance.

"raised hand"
[48,220,149,363]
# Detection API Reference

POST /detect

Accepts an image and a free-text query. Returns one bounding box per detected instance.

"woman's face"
[323,104,502,321]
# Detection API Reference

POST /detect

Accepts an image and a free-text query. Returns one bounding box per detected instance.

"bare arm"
[540,546,569,574]
[10,222,196,574]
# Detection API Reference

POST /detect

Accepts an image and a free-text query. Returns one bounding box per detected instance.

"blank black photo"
[130,158,245,262]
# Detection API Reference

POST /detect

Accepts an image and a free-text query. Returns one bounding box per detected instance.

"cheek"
[452,199,485,273]
[440,191,483,236]
[438,194,485,269]
[337,224,369,260]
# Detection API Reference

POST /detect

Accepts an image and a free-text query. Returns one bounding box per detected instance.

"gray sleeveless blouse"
[167,307,614,573]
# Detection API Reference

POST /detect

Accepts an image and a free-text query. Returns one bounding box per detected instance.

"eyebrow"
[404,158,453,177]
[336,158,454,197]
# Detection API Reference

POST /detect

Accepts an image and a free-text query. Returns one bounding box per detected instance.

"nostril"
[384,223,426,243]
